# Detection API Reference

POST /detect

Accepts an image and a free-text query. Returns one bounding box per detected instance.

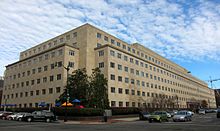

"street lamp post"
[63,65,70,122]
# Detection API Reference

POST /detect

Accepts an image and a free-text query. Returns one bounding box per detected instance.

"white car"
[198,109,205,115]
[173,111,192,122]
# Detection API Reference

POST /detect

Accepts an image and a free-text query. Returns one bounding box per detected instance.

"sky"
[0,0,220,88]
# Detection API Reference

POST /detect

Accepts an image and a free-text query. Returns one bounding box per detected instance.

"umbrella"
[55,102,61,107]
[61,102,73,107]
[39,102,47,107]
[72,99,80,103]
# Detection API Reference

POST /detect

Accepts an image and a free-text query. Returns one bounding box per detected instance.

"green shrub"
[53,107,103,116]
[110,107,140,115]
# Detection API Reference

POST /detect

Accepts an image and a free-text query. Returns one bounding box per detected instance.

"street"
[0,113,220,131]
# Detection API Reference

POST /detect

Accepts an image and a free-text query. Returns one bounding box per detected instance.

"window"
[110,74,115,80]
[135,60,139,65]
[25,92,28,97]
[130,68,134,74]
[111,87,115,93]
[58,49,63,55]
[125,77,129,83]
[39,56,42,61]
[119,102,123,107]
[37,79,40,84]
[44,66,48,71]
[60,38,64,43]
[125,89,129,94]
[124,66,128,72]
[137,91,140,96]
[142,92,145,96]
[111,39,115,44]
[26,81,29,86]
[126,102,129,107]
[124,55,128,61]
[27,71,31,76]
[20,92,23,98]
[31,80,35,85]
[51,64,55,69]
[30,91,33,96]
[117,42,121,47]
[73,32,77,37]
[117,53,121,59]
[130,58,134,63]
[97,33,101,38]
[132,90,135,95]
[131,79,134,84]
[50,76,54,82]
[43,77,47,83]
[42,89,46,95]
[68,62,74,68]
[56,87,61,93]
[98,62,104,68]
[45,54,49,60]
[111,101,116,107]
[110,50,115,56]
[104,36,108,41]
[69,50,75,56]
[51,52,55,57]
[98,50,104,56]
[118,64,122,70]
[38,67,42,73]
[118,88,123,94]
[118,76,122,82]
[36,90,39,95]
[66,35,70,40]
[49,88,53,94]
[110,62,115,68]
[57,74,62,80]
[97,43,102,47]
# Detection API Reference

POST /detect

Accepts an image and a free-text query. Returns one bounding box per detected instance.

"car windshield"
[153,112,161,115]
[177,112,186,115]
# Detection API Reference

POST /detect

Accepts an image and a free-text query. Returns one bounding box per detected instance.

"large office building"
[0,76,4,106]
[2,23,216,108]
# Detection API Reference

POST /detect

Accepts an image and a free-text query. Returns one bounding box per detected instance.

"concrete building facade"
[2,24,216,108]
[0,76,4,107]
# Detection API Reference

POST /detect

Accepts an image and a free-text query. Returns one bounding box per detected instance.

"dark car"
[22,110,57,122]
[139,111,151,120]
[217,109,220,118]
[0,112,13,120]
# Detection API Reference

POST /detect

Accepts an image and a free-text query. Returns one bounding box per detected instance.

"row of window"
[97,32,176,72]
[5,74,62,90]
[3,87,61,100]
[21,32,77,58]
[7,49,75,72]
[6,61,75,82]
[105,49,209,94]
[110,101,187,108]
[110,87,187,101]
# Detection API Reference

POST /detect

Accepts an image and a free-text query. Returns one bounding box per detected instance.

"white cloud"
[0,0,220,76]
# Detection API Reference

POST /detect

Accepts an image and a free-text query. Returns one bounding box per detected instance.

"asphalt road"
[0,113,220,131]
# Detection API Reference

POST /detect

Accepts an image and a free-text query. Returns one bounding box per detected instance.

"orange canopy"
[61,102,73,107]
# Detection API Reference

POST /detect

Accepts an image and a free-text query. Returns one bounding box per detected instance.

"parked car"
[173,111,192,122]
[167,111,175,117]
[198,109,206,115]
[0,112,13,120]
[6,113,17,120]
[148,111,169,123]
[139,111,151,120]
[16,112,31,121]
[216,109,220,118]
[166,112,172,118]
[22,110,57,122]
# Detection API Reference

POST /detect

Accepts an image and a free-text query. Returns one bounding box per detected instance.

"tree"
[89,68,109,109]
[151,94,168,109]
[201,100,208,108]
[58,68,89,104]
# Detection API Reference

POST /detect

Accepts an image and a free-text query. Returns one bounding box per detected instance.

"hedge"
[0,107,141,116]
[110,107,140,115]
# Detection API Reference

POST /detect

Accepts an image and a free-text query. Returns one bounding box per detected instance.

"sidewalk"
[61,117,139,125]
